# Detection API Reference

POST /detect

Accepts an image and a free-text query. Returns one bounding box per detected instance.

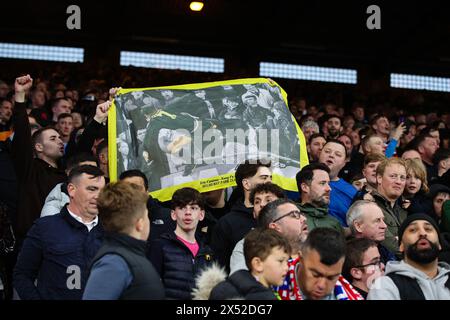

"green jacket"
[372,191,408,255]
[300,203,343,233]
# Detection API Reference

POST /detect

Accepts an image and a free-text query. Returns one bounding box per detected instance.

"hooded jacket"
[210,201,255,271]
[209,269,277,300]
[40,183,69,218]
[300,203,343,233]
[367,260,450,300]
[193,264,277,300]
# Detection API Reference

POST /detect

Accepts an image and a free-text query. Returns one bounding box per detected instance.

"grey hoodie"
[367,260,450,300]
[40,182,69,217]
[229,238,247,275]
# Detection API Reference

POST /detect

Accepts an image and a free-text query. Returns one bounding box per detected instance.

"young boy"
[148,187,214,300]
[83,181,165,300]
[209,228,290,300]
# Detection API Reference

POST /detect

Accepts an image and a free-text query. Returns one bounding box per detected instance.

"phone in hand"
[403,119,413,133]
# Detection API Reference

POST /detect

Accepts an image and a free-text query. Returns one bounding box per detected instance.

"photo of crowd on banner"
[113,82,301,191]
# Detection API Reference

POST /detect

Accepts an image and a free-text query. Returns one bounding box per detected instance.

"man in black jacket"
[11,75,66,240]
[12,76,114,241]
[210,159,272,271]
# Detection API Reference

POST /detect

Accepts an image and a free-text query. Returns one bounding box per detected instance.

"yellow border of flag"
[108,77,308,201]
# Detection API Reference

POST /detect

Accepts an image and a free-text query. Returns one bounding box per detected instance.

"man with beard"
[290,228,363,300]
[367,213,450,300]
[296,163,343,233]
[325,115,343,139]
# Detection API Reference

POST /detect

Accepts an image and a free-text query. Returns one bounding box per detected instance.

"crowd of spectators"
[1,61,450,300]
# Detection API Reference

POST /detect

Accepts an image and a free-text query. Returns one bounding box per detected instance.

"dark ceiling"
[1,1,450,72]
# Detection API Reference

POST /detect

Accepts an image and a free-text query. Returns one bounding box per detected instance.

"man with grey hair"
[229,198,308,274]
[301,119,320,142]
[347,200,396,264]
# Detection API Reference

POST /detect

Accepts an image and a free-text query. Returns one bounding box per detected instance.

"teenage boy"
[148,187,214,300]
[83,181,165,300]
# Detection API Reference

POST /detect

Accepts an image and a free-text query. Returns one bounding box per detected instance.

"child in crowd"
[148,187,214,300]
[207,228,290,300]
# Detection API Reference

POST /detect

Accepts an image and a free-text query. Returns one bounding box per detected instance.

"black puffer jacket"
[209,201,255,271]
[148,231,214,300]
[209,269,277,300]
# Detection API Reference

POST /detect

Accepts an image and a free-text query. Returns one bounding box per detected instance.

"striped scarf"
[274,257,364,300]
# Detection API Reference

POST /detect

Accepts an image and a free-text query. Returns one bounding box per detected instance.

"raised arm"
[11,75,34,181]
[70,100,113,155]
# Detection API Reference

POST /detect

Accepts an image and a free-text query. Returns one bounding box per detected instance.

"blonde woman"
[403,158,432,215]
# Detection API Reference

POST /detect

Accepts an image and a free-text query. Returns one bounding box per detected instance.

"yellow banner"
[108,78,308,201]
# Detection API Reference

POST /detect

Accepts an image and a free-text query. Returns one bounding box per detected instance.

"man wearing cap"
[367,213,450,300]
[242,92,273,130]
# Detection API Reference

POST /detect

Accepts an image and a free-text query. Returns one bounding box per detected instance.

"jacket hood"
[230,201,254,216]
[192,263,227,300]
[385,260,450,283]
[300,203,328,218]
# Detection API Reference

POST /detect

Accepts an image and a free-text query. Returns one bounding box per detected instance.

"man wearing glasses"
[370,158,408,255]
[254,198,310,300]
[229,183,287,274]
[295,163,343,234]
[342,238,385,299]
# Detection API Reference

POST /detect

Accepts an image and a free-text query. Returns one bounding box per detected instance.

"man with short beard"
[325,115,342,139]
[296,163,343,233]
[368,214,450,300]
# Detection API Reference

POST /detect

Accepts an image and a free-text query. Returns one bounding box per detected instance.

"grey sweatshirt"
[367,260,450,300]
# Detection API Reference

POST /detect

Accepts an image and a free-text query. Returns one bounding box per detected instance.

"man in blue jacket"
[13,165,105,300]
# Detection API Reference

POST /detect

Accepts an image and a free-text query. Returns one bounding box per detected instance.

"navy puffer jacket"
[148,231,214,300]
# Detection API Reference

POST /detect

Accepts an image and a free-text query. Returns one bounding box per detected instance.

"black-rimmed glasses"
[354,260,383,270]
[272,210,304,223]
